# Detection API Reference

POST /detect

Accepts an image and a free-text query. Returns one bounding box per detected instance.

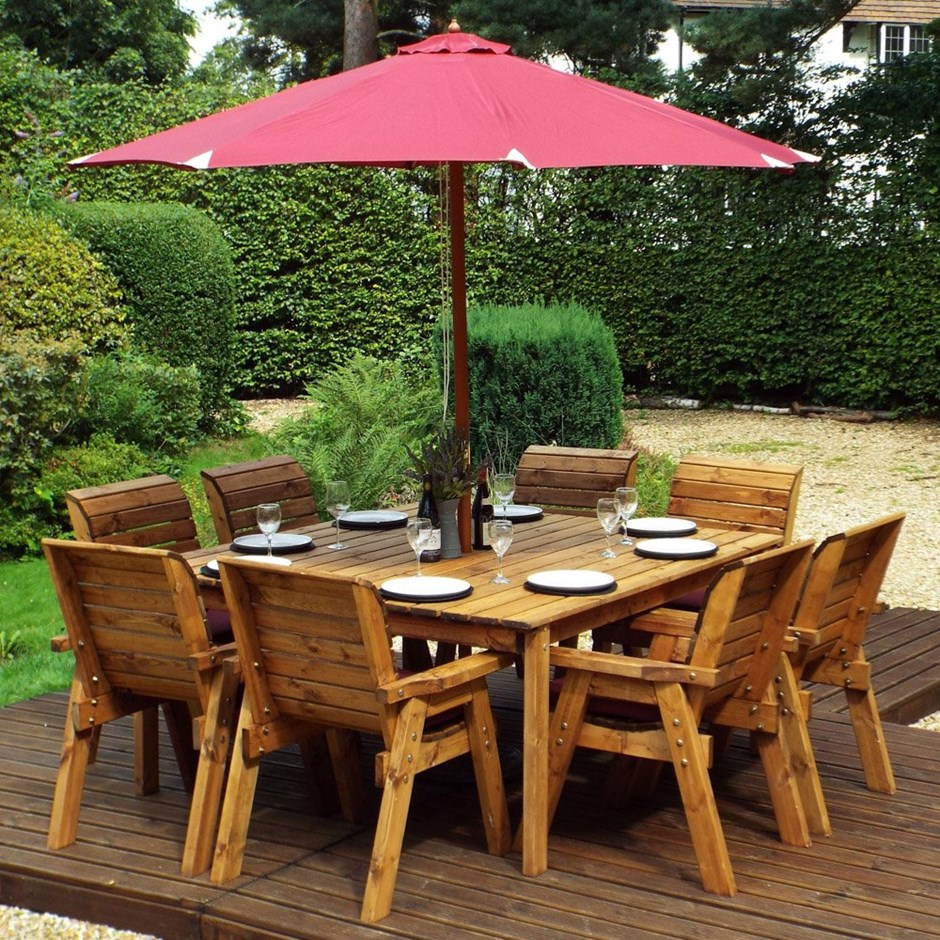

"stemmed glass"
[597,497,620,559]
[616,486,639,546]
[406,518,432,576]
[492,473,516,516]
[489,518,513,584]
[325,480,351,550]
[256,502,281,556]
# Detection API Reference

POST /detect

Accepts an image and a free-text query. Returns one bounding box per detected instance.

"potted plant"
[406,426,478,557]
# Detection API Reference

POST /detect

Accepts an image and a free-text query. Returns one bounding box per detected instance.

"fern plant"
[272,355,440,511]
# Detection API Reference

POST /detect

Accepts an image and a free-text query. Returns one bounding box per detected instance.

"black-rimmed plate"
[525,569,616,596]
[231,532,314,555]
[493,504,543,522]
[635,538,718,560]
[338,509,408,530]
[380,576,473,603]
[627,517,698,538]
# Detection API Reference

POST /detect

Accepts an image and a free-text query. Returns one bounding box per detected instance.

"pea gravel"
[4,405,937,938]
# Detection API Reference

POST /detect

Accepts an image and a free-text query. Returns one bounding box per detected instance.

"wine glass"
[406,517,432,576]
[489,518,513,584]
[325,480,351,550]
[596,497,620,559]
[616,486,639,546]
[493,473,516,516]
[256,502,281,556]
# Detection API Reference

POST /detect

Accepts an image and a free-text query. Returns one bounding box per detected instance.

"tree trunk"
[343,0,379,70]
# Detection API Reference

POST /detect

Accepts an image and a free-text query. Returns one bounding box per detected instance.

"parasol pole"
[449,160,472,552]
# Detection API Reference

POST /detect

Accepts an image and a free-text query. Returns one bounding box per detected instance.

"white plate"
[525,569,616,595]
[493,504,543,521]
[338,509,408,529]
[231,532,313,554]
[379,576,473,602]
[634,538,718,560]
[627,517,698,537]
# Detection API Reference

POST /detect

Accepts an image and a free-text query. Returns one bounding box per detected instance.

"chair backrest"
[218,559,397,739]
[514,445,639,514]
[790,513,905,668]
[42,539,214,708]
[692,539,815,712]
[66,474,201,552]
[668,455,803,543]
[201,454,319,544]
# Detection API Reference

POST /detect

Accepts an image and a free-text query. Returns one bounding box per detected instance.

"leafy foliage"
[55,201,237,427]
[271,354,440,511]
[77,351,203,455]
[406,425,478,500]
[0,205,127,351]
[465,302,624,466]
[0,0,196,84]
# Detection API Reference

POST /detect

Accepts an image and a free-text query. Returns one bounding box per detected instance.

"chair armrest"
[188,644,239,673]
[376,650,514,703]
[50,633,72,653]
[550,646,719,686]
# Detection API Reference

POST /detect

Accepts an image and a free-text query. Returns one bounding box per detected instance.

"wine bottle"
[472,466,493,550]
[416,472,441,562]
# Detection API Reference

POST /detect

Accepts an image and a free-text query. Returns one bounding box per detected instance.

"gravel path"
[4,405,937,938]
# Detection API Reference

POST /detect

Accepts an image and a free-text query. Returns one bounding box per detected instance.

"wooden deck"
[2,605,939,940]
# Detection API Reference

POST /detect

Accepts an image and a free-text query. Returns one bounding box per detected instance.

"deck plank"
[1,606,939,940]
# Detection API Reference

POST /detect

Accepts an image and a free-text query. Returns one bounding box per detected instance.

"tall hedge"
[56,201,236,426]
[465,302,624,465]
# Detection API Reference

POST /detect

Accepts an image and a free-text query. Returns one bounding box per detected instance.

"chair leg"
[134,707,160,796]
[360,697,427,924]
[465,680,511,856]
[299,731,341,817]
[326,728,367,823]
[657,682,736,897]
[182,667,240,877]
[163,699,199,794]
[846,685,896,794]
[48,677,94,850]
[774,654,830,837]
[211,695,262,885]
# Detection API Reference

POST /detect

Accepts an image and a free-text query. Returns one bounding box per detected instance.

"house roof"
[676,0,940,24]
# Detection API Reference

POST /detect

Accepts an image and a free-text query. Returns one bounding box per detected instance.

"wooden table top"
[189,512,780,644]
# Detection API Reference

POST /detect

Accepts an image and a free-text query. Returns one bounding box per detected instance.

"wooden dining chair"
[62,474,223,789]
[41,539,238,877]
[513,444,638,514]
[200,453,319,544]
[544,539,825,897]
[210,559,513,923]
[594,455,805,655]
[66,473,201,552]
[788,512,905,793]
[666,454,803,542]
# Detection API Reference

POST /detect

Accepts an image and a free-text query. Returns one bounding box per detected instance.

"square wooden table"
[189,511,779,876]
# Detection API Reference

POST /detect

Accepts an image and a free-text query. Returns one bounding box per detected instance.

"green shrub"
[272,354,440,511]
[55,201,237,429]
[0,335,87,556]
[464,302,625,466]
[78,350,202,455]
[0,205,126,352]
[35,433,154,533]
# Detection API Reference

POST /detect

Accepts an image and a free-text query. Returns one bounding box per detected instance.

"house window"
[880,24,932,61]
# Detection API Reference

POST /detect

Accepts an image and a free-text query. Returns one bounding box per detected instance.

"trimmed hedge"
[55,201,237,427]
[465,302,624,466]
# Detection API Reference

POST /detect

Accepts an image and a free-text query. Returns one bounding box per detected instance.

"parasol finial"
[447,18,461,32]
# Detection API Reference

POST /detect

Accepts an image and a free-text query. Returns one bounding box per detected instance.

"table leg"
[520,627,550,875]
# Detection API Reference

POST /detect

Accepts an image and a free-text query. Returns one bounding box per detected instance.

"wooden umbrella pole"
[449,161,472,552]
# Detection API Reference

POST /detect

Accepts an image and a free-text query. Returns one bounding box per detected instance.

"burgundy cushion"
[668,588,706,611]
[205,608,233,643]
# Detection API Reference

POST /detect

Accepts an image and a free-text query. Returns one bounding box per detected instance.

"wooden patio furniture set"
[43,448,904,922]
